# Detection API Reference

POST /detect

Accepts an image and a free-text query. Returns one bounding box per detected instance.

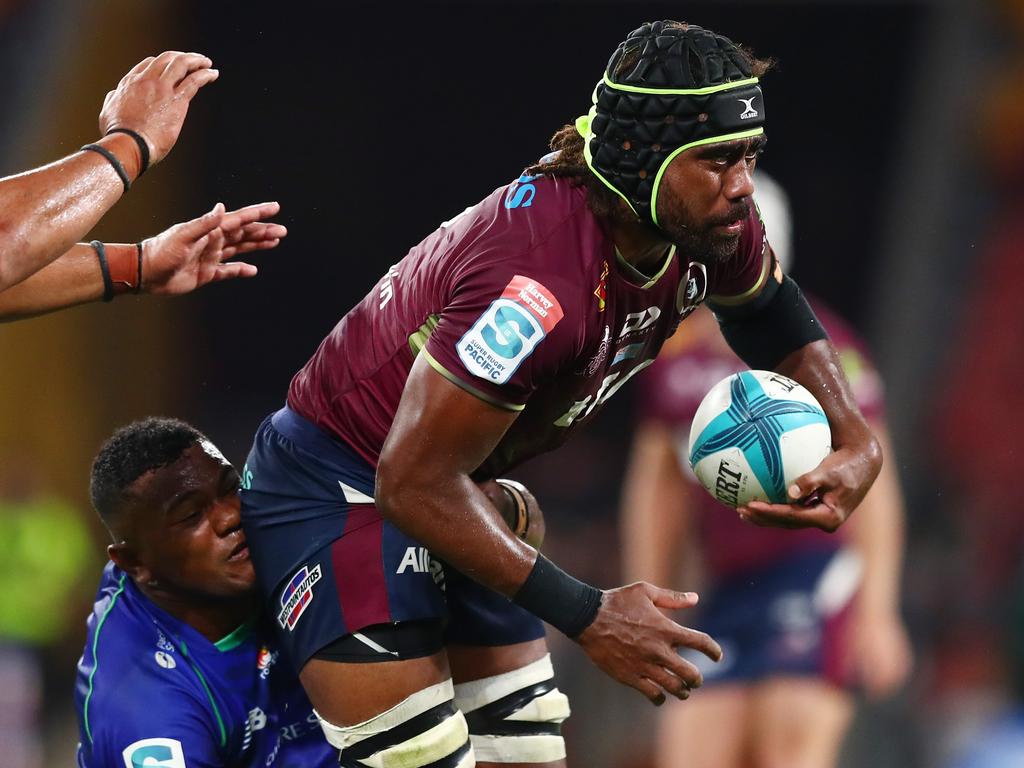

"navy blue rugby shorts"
[240,406,544,667]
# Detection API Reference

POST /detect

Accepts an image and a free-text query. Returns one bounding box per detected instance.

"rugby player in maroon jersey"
[240,21,882,768]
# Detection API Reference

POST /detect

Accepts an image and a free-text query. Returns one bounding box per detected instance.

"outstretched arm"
[0,202,285,321]
[0,51,218,292]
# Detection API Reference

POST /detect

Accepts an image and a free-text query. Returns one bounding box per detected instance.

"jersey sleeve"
[422,256,577,411]
[705,203,777,309]
[81,684,224,768]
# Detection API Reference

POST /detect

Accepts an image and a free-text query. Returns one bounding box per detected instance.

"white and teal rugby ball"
[688,370,832,507]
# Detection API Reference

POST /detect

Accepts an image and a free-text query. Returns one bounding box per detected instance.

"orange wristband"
[106,243,142,295]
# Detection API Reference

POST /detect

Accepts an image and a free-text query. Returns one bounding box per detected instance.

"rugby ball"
[688,370,831,507]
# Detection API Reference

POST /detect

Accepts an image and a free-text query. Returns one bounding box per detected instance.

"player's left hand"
[736,434,882,532]
[142,201,286,295]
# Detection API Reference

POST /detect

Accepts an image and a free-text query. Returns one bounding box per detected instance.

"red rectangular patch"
[500,275,564,333]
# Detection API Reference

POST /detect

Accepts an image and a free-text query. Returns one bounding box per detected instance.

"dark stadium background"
[186,2,920,454]
[0,2,1019,767]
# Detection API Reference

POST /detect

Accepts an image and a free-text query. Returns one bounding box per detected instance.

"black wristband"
[80,143,130,193]
[135,242,144,294]
[106,128,150,174]
[90,240,114,302]
[512,554,603,638]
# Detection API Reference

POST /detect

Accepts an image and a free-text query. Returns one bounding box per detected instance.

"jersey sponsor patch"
[457,275,563,385]
[122,737,186,768]
[277,564,322,631]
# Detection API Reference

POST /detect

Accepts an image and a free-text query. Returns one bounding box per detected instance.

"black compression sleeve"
[712,275,827,370]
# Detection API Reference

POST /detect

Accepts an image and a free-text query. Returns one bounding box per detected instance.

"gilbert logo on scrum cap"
[738,97,759,120]
[277,564,322,630]
[458,275,564,385]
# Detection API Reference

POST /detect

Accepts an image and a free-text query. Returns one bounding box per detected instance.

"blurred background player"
[620,171,912,768]
[75,418,336,768]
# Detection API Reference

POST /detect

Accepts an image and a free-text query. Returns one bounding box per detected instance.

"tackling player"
[74,418,336,768]
[620,173,912,768]
[240,21,882,767]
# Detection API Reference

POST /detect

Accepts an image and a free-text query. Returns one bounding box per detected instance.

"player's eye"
[173,507,202,526]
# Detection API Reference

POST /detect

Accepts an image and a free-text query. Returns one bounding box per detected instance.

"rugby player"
[0,200,286,321]
[621,174,911,768]
[0,51,217,295]
[240,21,883,767]
[74,418,336,768]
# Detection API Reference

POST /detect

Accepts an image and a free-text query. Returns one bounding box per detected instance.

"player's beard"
[658,190,751,264]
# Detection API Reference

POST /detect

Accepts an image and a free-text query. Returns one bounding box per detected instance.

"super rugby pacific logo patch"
[457,275,564,385]
[277,564,322,631]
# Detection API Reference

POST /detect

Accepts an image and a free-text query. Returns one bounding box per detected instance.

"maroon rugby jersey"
[289,173,770,478]
[637,300,884,579]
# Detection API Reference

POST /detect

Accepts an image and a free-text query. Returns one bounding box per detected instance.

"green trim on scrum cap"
[602,73,759,96]
[649,127,765,227]
[580,107,641,218]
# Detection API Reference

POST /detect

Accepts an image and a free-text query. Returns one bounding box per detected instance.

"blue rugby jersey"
[75,562,335,768]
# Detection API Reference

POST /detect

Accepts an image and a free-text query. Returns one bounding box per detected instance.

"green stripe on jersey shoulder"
[709,250,771,306]
[421,349,525,412]
[83,572,127,744]
[408,314,441,356]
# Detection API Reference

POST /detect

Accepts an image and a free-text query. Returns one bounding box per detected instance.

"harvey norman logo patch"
[457,275,564,384]
[277,564,322,631]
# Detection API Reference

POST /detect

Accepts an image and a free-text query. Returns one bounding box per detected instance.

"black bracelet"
[80,143,130,193]
[512,554,603,638]
[135,242,144,294]
[90,240,115,302]
[106,128,150,174]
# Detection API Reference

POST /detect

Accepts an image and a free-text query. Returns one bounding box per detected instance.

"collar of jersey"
[613,244,676,289]
[214,617,259,652]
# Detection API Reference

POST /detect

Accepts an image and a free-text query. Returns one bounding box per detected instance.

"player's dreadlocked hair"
[526,20,772,224]
[90,416,206,537]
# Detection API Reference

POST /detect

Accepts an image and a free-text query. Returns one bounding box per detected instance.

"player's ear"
[108,542,151,585]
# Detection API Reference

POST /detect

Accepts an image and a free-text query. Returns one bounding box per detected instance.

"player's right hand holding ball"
[99,51,220,168]
[576,584,722,706]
